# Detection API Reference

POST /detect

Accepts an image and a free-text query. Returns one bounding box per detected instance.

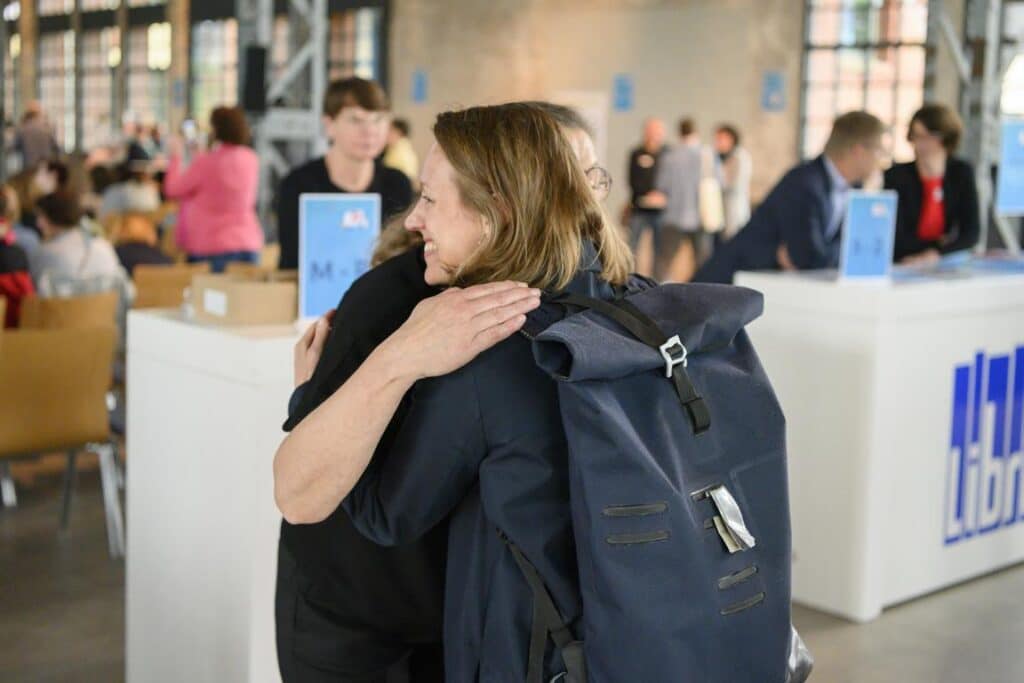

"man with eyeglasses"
[276,78,414,271]
[695,110,887,284]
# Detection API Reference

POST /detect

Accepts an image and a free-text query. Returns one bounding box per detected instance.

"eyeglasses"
[585,165,612,200]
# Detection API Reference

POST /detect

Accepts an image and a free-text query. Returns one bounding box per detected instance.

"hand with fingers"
[382,281,542,381]
[294,309,336,387]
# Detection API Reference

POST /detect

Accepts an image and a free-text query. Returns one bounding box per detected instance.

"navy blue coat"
[694,156,842,284]
[343,257,617,682]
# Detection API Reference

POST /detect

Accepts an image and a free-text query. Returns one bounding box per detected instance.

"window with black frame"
[126,24,170,130]
[81,27,119,151]
[39,30,75,151]
[801,0,928,162]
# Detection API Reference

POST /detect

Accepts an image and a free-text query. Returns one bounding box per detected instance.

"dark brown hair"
[36,190,83,229]
[716,124,741,147]
[322,77,389,118]
[678,117,697,137]
[210,106,251,146]
[909,103,963,153]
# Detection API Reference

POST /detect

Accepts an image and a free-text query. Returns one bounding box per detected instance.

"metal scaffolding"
[927,0,1024,253]
[236,0,327,242]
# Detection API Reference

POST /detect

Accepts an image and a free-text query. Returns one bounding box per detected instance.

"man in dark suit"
[694,111,887,284]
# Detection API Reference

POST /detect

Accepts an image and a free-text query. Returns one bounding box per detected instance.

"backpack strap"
[552,292,711,434]
[498,530,587,683]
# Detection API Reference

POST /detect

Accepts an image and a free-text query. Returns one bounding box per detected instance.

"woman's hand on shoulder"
[381,281,541,381]
[294,309,335,387]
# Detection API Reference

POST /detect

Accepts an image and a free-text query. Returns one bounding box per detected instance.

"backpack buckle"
[659,335,688,378]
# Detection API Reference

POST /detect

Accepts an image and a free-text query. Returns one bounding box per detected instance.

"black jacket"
[884,157,980,261]
[694,156,841,283]
[279,247,447,675]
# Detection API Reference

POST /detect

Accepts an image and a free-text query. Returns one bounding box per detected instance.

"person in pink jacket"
[164,106,263,272]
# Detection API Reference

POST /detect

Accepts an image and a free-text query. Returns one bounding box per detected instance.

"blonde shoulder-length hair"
[432,102,632,290]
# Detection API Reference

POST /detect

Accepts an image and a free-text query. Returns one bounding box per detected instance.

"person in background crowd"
[85,164,117,218]
[124,122,151,166]
[101,149,162,220]
[6,175,42,258]
[164,106,262,273]
[626,117,667,275]
[14,101,60,170]
[885,103,980,265]
[0,186,35,328]
[653,117,706,281]
[383,117,420,187]
[34,159,70,198]
[694,111,886,284]
[714,123,752,241]
[277,77,413,271]
[29,191,129,297]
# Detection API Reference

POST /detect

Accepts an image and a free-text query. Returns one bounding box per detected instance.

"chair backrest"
[132,262,211,309]
[20,290,119,329]
[0,326,116,456]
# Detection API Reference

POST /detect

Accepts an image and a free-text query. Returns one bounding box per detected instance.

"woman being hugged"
[274,102,633,681]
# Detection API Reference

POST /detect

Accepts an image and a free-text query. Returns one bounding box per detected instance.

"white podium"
[125,310,299,682]
[736,270,1024,622]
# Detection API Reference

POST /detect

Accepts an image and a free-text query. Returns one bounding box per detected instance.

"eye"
[419,192,435,205]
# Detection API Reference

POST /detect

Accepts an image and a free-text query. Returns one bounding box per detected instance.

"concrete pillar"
[167,0,189,131]
[113,0,128,128]
[17,0,38,111]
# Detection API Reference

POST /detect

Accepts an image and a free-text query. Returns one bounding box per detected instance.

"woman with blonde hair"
[274,102,635,681]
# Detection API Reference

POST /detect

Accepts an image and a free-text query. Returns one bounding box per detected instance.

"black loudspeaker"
[242,46,268,113]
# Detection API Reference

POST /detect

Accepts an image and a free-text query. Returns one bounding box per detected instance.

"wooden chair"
[20,290,119,330]
[0,326,124,556]
[132,262,211,309]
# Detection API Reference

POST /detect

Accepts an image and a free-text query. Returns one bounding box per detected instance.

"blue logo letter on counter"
[945,346,1024,544]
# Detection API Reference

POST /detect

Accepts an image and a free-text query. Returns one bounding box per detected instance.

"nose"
[404,204,424,232]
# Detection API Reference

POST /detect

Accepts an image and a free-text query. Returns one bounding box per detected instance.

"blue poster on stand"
[299,194,381,320]
[996,119,1024,216]
[839,190,898,279]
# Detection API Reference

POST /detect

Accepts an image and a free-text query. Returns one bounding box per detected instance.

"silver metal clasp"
[659,335,688,378]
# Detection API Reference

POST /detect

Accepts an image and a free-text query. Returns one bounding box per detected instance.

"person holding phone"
[164,106,262,272]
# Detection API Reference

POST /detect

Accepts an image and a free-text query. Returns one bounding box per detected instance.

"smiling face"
[404,144,485,285]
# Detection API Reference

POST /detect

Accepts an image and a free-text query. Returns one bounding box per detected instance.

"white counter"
[125,309,299,682]
[736,270,1024,622]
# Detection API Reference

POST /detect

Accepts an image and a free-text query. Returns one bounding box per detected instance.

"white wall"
[388,0,805,211]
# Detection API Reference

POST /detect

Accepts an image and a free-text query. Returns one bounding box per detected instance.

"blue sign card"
[612,74,634,112]
[761,71,786,112]
[996,119,1024,216]
[839,190,898,280]
[299,193,381,319]
[412,69,429,104]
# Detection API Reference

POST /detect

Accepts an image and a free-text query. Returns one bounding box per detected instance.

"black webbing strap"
[552,293,711,434]
[499,532,582,683]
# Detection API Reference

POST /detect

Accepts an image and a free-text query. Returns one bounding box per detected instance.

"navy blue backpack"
[510,281,813,683]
